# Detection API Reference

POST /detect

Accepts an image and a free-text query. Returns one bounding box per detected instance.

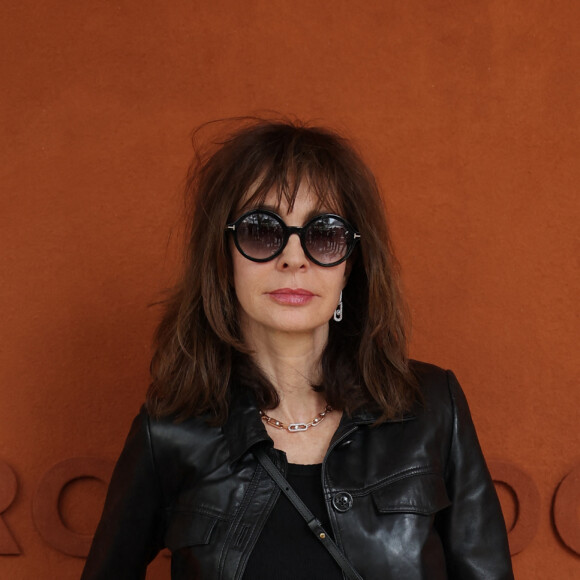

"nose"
[277,232,308,270]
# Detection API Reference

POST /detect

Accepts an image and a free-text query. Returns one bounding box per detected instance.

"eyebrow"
[248,203,339,223]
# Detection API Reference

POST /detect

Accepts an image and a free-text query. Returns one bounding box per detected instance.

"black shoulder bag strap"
[254,447,364,580]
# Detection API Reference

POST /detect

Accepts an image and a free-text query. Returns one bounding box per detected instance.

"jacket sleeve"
[81,409,165,580]
[436,371,514,580]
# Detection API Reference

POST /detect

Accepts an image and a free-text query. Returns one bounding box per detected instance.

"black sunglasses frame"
[226,209,361,267]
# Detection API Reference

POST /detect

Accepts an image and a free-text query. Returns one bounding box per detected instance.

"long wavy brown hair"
[146,118,419,424]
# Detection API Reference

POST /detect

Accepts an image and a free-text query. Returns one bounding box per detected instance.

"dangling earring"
[333,291,343,322]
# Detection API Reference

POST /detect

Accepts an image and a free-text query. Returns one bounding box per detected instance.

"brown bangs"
[221,121,352,220]
[239,173,343,218]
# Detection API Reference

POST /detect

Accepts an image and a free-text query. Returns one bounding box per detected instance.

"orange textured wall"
[1,1,578,578]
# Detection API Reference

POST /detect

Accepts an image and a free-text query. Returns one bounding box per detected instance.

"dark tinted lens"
[236,212,283,259]
[305,216,349,264]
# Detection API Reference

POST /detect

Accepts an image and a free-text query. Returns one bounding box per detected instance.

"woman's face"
[231,182,347,344]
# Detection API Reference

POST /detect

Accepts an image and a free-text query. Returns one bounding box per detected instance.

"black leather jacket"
[82,362,513,579]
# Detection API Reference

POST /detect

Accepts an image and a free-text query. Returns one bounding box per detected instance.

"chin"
[268,316,330,335]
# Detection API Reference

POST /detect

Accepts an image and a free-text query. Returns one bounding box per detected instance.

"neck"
[242,323,329,423]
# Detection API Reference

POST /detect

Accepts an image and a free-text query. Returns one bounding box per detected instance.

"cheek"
[231,254,260,304]
[231,263,247,303]
[334,263,348,291]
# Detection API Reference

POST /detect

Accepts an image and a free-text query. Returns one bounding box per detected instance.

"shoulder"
[409,359,453,397]
[408,360,469,421]
[132,407,226,477]
[409,359,449,387]
[140,406,224,454]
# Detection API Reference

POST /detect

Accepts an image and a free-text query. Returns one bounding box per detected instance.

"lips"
[268,288,315,305]
[270,288,314,296]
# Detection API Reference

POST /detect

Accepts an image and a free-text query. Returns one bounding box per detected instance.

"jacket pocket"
[372,472,451,515]
[165,510,219,552]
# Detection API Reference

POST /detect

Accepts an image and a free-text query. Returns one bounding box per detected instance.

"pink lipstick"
[268,288,315,306]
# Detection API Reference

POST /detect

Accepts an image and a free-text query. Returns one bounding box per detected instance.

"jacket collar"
[222,390,271,464]
[222,389,416,464]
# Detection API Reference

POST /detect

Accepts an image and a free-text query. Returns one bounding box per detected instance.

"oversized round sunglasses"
[226,209,361,267]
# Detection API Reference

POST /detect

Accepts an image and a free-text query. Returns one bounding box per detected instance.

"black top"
[243,462,343,579]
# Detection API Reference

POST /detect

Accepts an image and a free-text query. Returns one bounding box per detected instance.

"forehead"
[238,177,343,216]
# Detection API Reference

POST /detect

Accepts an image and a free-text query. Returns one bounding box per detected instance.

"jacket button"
[332,491,353,512]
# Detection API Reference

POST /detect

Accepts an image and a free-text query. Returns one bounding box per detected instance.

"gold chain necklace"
[259,405,333,432]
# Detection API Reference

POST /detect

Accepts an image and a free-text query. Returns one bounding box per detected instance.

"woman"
[82,119,514,579]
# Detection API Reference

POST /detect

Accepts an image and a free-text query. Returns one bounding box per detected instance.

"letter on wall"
[32,457,114,557]
[489,460,541,555]
[553,463,580,555]
[0,460,20,555]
